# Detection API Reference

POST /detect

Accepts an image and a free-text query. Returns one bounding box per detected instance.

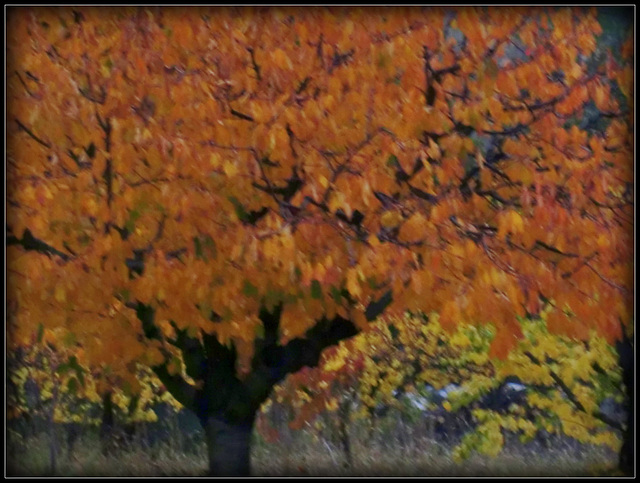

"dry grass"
[252,430,619,477]
[7,433,207,477]
[7,428,619,477]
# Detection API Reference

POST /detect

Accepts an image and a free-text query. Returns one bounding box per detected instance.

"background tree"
[7,328,94,474]
[266,312,627,466]
[7,6,632,475]
[7,336,182,473]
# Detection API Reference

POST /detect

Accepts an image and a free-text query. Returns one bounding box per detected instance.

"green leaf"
[68,356,85,387]
[121,380,133,397]
[204,235,218,260]
[36,323,44,343]
[118,288,131,303]
[194,236,205,260]
[311,280,323,299]
[243,280,259,298]
[228,196,250,223]
[127,395,140,414]
[483,58,498,79]
[198,301,213,320]
[76,371,85,388]
[222,307,233,322]
[125,208,142,233]
[62,331,77,347]
[79,233,91,246]
[330,285,342,302]
[386,154,399,168]
[67,377,78,395]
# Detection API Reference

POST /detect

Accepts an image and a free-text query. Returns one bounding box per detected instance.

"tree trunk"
[122,394,139,449]
[619,411,633,476]
[100,391,115,455]
[368,408,377,444]
[338,402,352,468]
[136,303,361,476]
[48,384,59,475]
[616,334,633,476]
[65,422,80,459]
[202,416,254,476]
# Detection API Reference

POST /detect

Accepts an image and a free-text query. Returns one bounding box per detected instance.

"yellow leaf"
[328,191,345,213]
[381,211,402,229]
[55,285,66,303]
[209,153,222,168]
[323,356,345,372]
[346,268,362,298]
[326,397,339,411]
[510,211,524,233]
[427,138,441,160]
[224,159,238,177]
[273,49,292,70]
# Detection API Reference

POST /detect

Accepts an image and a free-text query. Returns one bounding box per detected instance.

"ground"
[7,424,620,477]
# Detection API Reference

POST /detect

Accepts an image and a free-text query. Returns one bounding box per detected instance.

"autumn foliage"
[6,6,633,475]
[267,312,626,460]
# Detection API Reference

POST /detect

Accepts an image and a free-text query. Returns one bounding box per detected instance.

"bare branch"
[15,119,52,149]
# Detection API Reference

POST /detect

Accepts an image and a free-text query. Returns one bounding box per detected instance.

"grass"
[7,425,620,477]
[7,433,207,477]
[252,428,620,477]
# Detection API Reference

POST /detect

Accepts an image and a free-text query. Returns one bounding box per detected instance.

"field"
[7,423,620,477]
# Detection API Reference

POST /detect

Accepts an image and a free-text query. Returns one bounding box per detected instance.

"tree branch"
[134,302,196,411]
[7,229,70,261]
[247,47,261,81]
[230,108,254,122]
[523,351,624,432]
[15,119,52,149]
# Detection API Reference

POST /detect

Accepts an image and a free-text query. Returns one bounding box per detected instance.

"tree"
[7,6,633,476]
[6,335,180,472]
[272,312,627,467]
[7,329,94,474]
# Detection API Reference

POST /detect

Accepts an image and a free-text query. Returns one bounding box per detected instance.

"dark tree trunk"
[135,302,362,477]
[338,401,352,468]
[65,422,81,459]
[121,395,140,449]
[201,416,255,476]
[48,385,59,475]
[616,334,634,476]
[100,391,115,455]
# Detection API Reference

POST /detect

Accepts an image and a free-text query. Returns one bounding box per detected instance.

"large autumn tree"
[7,6,633,476]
